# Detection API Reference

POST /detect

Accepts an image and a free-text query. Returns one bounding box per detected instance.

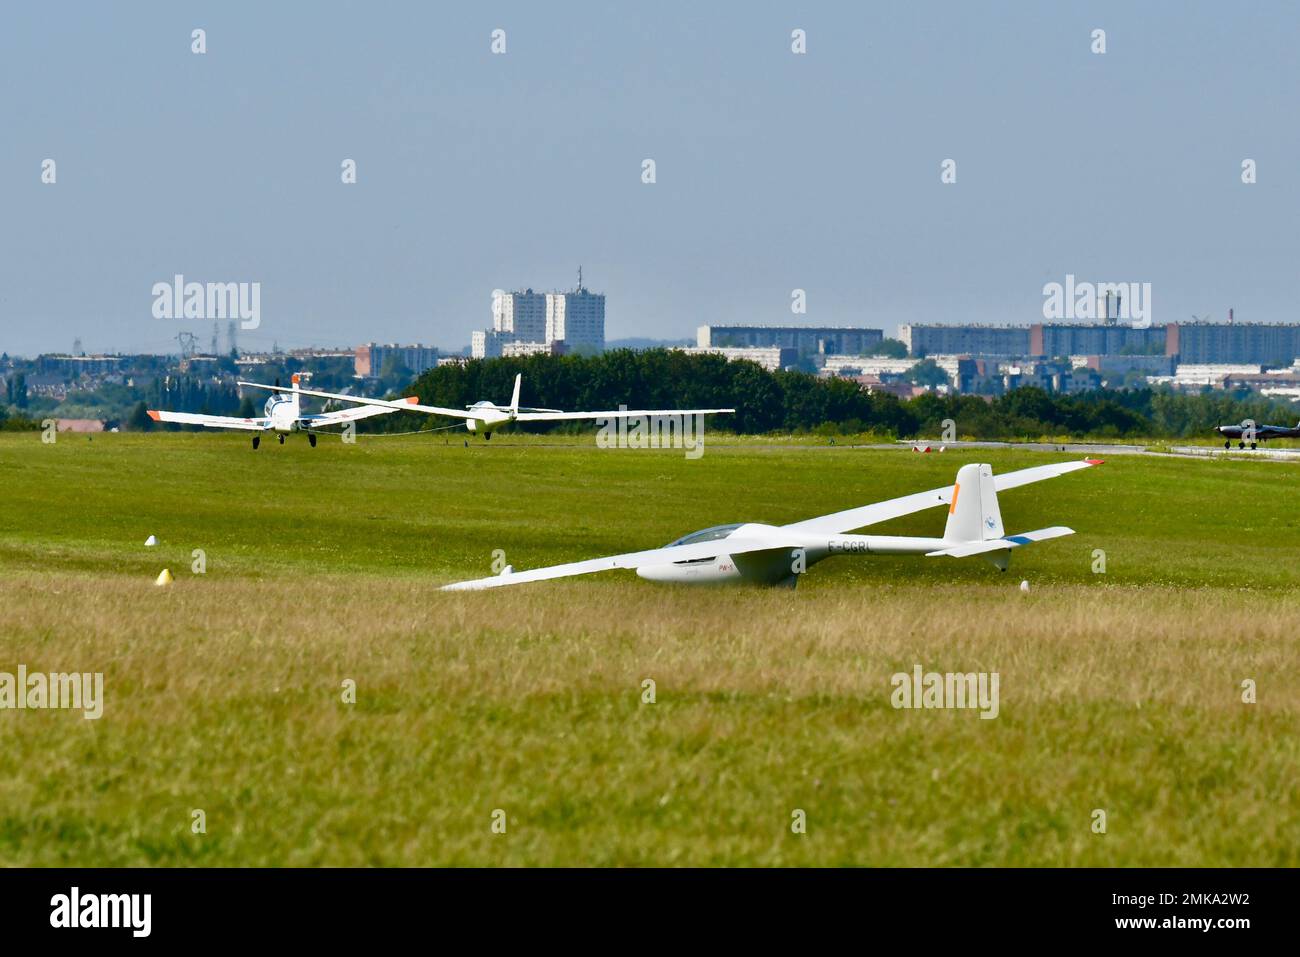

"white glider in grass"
[149,373,417,449]
[239,372,734,439]
[442,459,1102,590]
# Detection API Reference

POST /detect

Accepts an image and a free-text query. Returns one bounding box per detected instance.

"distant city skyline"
[3,2,1298,356]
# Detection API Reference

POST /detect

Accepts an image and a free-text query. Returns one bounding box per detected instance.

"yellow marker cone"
[155,568,173,586]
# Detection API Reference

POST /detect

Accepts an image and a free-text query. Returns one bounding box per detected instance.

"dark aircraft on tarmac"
[1214,419,1300,449]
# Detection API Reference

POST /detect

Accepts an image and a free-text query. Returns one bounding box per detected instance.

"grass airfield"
[1,431,1298,866]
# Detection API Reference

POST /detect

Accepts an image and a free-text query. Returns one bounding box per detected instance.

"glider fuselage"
[633,523,950,585]
[463,401,515,433]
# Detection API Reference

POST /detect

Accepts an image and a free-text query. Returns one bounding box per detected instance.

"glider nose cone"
[636,565,672,582]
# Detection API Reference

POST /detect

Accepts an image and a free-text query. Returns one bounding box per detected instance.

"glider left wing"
[441,534,796,591]
[303,396,420,425]
[238,381,479,421]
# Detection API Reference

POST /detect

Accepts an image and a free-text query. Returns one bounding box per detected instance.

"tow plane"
[1214,419,1300,450]
[148,374,416,449]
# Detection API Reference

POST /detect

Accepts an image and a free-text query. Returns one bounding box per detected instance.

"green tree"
[128,401,153,431]
[869,338,908,359]
[905,359,948,388]
[379,355,414,389]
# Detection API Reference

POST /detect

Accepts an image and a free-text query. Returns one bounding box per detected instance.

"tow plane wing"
[146,410,269,431]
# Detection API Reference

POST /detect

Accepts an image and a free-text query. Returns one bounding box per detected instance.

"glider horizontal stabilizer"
[925,526,1075,558]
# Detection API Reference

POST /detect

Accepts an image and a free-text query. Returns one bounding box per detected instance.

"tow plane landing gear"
[278,434,285,445]
[252,436,260,450]
[308,432,317,448]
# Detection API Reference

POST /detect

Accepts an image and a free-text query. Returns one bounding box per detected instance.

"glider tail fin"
[510,374,521,415]
[943,463,1004,544]
[934,462,1074,570]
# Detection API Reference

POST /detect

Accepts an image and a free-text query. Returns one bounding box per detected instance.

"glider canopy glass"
[666,523,747,548]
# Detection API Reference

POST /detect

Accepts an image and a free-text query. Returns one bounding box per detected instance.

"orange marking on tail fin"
[147,410,160,421]
[949,483,960,514]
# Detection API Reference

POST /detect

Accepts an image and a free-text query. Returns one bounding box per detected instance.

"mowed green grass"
[0,431,1297,866]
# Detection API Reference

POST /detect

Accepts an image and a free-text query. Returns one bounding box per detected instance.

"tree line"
[366,351,1291,441]
[7,349,1291,439]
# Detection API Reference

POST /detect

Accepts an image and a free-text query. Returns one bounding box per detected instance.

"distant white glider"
[149,373,416,449]
[239,372,734,438]
[442,459,1102,590]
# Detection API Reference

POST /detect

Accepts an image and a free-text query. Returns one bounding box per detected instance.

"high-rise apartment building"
[471,270,605,358]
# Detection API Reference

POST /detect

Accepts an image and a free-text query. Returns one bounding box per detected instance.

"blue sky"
[2,1,1297,355]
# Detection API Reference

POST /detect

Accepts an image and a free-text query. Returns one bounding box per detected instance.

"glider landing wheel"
[252,436,260,450]
[484,432,491,441]
[308,432,317,448]
[278,434,285,445]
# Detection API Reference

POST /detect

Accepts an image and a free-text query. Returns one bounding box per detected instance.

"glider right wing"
[512,408,735,422]
[238,381,480,421]
[781,459,1101,536]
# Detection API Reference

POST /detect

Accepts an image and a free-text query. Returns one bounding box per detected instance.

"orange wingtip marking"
[404,396,419,404]
[147,410,160,421]
[1084,458,1104,465]
[948,483,960,514]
